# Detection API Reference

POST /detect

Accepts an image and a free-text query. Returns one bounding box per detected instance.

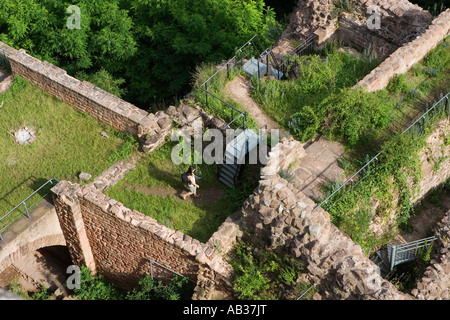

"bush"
[73,266,193,300]
[230,243,304,300]
[288,106,320,141]
[73,266,126,300]
[126,275,193,300]
[319,88,392,146]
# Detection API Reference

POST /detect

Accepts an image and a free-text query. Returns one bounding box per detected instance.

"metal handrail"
[149,259,194,283]
[0,178,58,240]
[389,236,436,270]
[312,91,449,213]
[199,35,267,130]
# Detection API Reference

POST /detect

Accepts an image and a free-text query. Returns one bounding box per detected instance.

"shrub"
[320,88,392,146]
[126,275,193,300]
[288,105,321,141]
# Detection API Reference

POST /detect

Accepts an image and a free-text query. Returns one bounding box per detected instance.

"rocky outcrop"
[412,210,450,300]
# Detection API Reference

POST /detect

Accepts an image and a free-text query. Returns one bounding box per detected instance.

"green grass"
[105,140,257,243]
[249,42,381,131]
[246,38,450,251]
[250,38,450,151]
[0,76,132,231]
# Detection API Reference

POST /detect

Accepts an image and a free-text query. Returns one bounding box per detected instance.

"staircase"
[370,248,391,278]
[219,129,259,188]
[370,236,437,278]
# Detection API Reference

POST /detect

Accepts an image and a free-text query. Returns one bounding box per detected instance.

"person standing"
[182,166,200,199]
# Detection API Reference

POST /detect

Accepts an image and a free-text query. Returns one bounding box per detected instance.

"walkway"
[223,76,347,200]
[290,136,347,201]
[223,76,281,131]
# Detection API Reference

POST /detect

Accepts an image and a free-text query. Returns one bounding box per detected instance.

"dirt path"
[223,76,281,131]
[122,183,226,206]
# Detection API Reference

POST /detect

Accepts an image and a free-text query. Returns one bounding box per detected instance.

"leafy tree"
[123,0,279,109]
[0,0,280,109]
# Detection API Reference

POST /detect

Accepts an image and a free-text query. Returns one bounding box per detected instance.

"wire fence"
[198,35,266,130]
[279,34,316,78]
[313,91,450,213]
[0,178,58,241]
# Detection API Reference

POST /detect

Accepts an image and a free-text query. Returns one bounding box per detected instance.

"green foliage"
[408,0,447,16]
[126,275,193,300]
[107,131,139,165]
[230,243,304,300]
[72,266,192,300]
[73,266,126,300]
[105,140,257,242]
[319,88,392,146]
[250,43,380,133]
[191,63,259,130]
[288,105,320,141]
[76,69,126,98]
[0,76,126,228]
[0,0,280,108]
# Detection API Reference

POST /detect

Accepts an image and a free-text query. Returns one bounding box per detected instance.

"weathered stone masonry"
[0,41,172,150]
[355,9,450,92]
[51,180,234,297]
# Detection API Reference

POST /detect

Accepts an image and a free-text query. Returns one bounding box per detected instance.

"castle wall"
[354,9,450,92]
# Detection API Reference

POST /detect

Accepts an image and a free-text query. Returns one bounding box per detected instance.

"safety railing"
[198,35,266,130]
[0,48,11,72]
[0,178,58,241]
[312,91,449,213]
[149,259,194,283]
[387,236,436,271]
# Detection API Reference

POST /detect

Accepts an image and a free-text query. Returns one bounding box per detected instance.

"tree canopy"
[0,0,280,110]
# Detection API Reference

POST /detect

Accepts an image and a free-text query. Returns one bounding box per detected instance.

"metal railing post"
[205,83,208,107]
[390,245,397,271]
[24,201,30,219]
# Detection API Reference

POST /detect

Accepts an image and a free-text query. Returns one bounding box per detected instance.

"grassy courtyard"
[104,140,258,243]
[0,76,131,232]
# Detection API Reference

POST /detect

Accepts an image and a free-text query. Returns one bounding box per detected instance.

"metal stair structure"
[219,129,259,188]
[370,236,437,278]
[243,57,284,80]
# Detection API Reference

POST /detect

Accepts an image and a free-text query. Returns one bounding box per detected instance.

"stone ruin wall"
[0,41,172,150]
[276,0,431,57]
[355,9,450,92]
[412,210,450,300]
[370,118,450,237]
[237,130,450,299]
[51,179,235,299]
